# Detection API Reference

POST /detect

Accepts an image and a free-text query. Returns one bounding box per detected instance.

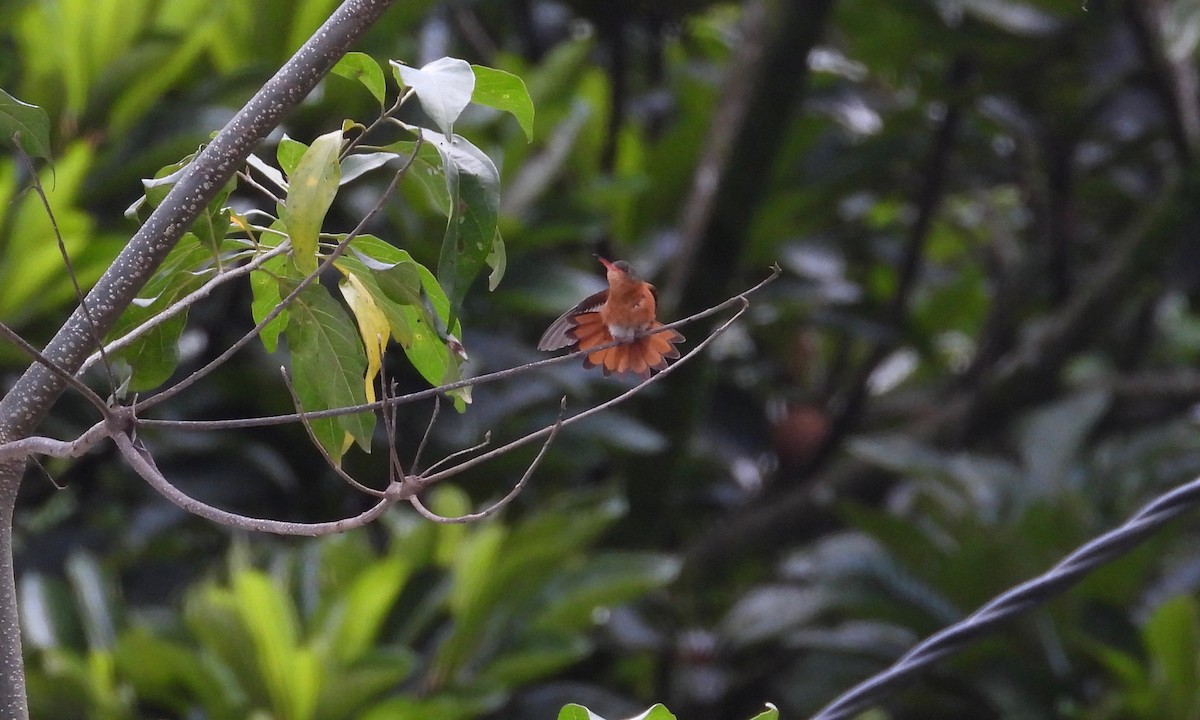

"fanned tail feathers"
[569,313,683,379]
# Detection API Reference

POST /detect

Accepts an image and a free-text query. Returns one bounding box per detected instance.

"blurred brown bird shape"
[538,257,685,378]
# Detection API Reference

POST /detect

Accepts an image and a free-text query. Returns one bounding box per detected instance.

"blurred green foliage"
[22,487,678,719]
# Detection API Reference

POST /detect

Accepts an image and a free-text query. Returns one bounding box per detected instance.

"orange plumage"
[538,257,684,379]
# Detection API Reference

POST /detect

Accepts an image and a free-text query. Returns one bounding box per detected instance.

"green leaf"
[480,632,590,686]
[432,523,508,677]
[746,703,780,720]
[0,89,51,159]
[111,313,187,392]
[420,129,500,315]
[114,628,242,718]
[287,647,321,720]
[284,281,374,460]
[471,64,535,141]
[283,130,342,274]
[533,553,680,631]
[250,241,291,353]
[339,235,466,394]
[341,151,403,184]
[314,648,418,719]
[559,704,605,720]
[325,547,415,664]
[332,51,386,105]
[182,583,263,702]
[277,136,308,178]
[1143,595,1200,716]
[360,690,504,720]
[139,156,193,210]
[231,570,303,718]
[632,705,678,720]
[449,523,507,618]
[392,57,475,139]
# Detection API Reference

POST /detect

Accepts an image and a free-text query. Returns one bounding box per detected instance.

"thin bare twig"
[408,397,566,523]
[110,272,767,537]
[137,266,781,431]
[77,242,292,376]
[421,296,753,485]
[0,320,111,418]
[411,395,440,474]
[420,431,491,476]
[236,169,286,206]
[381,379,408,482]
[15,150,118,394]
[341,88,415,159]
[113,431,401,536]
[280,367,387,498]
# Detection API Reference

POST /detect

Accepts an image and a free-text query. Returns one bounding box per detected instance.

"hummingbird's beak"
[594,255,616,271]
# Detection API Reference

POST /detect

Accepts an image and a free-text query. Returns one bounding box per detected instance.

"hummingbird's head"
[596,256,638,284]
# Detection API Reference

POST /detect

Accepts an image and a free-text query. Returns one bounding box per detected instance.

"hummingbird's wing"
[537,289,609,351]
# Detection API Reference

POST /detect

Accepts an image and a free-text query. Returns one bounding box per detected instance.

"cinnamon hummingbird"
[538,257,684,379]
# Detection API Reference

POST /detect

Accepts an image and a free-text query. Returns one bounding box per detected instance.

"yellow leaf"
[339,271,391,405]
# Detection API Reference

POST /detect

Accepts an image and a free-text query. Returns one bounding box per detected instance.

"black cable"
[811,474,1200,719]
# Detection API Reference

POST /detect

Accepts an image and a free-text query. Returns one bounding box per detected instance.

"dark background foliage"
[6,0,1200,718]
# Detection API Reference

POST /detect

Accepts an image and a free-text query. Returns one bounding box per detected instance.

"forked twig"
[420,431,492,476]
[421,296,752,485]
[0,320,111,418]
[13,267,771,539]
[113,431,401,536]
[408,397,566,523]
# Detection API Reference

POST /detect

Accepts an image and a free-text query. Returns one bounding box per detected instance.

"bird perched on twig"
[538,257,685,378]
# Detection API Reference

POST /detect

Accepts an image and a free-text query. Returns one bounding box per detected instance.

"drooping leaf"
[417,128,500,314]
[339,271,391,405]
[331,51,386,105]
[0,89,51,159]
[283,130,342,274]
[337,235,467,400]
[470,64,535,141]
[284,281,373,460]
[391,57,475,139]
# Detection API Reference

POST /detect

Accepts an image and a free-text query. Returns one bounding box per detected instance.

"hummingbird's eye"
[613,261,633,273]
